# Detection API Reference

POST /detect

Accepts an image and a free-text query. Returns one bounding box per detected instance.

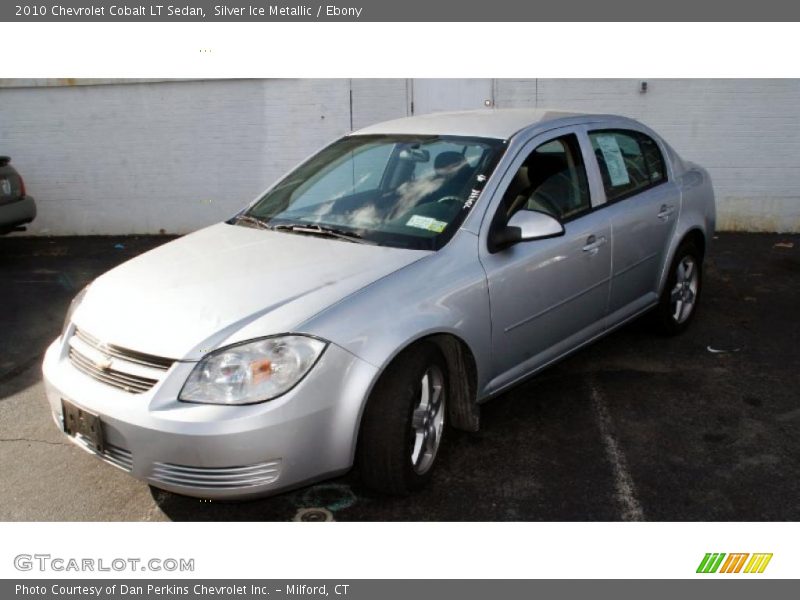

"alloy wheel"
[670,255,699,324]
[410,365,446,475]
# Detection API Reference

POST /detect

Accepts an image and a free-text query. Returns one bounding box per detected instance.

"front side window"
[500,133,591,222]
[241,134,505,250]
[589,129,666,202]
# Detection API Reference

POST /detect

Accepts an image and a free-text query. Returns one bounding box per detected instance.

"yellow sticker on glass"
[406,215,447,233]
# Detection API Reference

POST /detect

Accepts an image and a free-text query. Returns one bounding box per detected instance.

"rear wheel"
[653,240,703,335]
[357,342,447,495]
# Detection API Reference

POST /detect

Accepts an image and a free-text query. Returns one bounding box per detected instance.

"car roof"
[351,108,604,140]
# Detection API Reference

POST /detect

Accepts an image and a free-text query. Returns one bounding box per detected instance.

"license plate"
[62,399,104,452]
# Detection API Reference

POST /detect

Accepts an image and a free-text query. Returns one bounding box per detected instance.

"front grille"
[69,348,158,393]
[68,328,175,394]
[74,328,174,370]
[151,460,282,489]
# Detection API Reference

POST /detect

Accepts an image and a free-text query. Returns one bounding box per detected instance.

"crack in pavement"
[0,436,70,447]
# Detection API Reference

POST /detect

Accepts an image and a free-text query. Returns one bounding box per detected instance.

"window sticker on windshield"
[463,188,481,210]
[406,215,447,233]
[462,173,489,211]
[595,135,631,186]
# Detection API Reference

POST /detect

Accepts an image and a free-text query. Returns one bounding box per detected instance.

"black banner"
[4,0,800,22]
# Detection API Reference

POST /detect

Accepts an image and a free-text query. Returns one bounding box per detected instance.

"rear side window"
[589,130,666,202]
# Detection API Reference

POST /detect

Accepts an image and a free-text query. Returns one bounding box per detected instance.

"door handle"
[582,235,607,255]
[657,204,675,221]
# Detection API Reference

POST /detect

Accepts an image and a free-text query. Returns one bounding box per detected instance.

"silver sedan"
[42,109,715,499]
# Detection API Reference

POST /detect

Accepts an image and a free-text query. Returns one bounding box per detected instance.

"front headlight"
[179,335,327,405]
[61,285,89,340]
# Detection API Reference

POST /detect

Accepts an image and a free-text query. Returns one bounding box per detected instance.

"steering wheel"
[437,195,463,206]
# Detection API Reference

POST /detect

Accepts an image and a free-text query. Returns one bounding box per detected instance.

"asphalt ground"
[0,232,798,521]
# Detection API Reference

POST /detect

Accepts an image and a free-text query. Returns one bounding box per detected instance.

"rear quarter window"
[589,129,667,202]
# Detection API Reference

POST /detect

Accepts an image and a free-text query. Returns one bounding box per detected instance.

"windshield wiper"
[272,223,374,244]
[232,214,271,230]
[234,216,375,245]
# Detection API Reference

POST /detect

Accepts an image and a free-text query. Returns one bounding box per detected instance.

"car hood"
[73,223,429,360]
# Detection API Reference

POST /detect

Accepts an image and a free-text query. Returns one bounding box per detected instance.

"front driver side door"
[479,129,611,394]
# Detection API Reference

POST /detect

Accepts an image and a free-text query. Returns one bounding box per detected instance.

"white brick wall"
[0,79,354,234]
[496,79,800,233]
[350,79,409,130]
[1,79,798,234]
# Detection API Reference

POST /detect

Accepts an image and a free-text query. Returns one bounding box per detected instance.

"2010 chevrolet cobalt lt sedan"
[43,109,715,499]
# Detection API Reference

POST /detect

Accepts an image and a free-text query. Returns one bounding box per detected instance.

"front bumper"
[42,336,378,500]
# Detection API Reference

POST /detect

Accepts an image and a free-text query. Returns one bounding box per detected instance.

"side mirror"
[490,210,565,252]
[509,210,565,240]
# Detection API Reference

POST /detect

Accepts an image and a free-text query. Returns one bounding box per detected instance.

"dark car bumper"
[0,196,36,231]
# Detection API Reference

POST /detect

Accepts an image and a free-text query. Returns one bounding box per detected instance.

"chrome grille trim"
[74,328,175,371]
[69,348,158,394]
[151,460,282,489]
[67,328,175,394]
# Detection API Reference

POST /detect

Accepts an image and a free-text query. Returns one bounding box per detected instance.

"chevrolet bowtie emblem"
[94,355,113,371]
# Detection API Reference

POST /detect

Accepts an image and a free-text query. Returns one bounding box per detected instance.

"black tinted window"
[501,134,591,222]
[589,130,666,202]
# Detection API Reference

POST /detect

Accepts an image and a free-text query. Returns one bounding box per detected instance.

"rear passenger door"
[587,129,680,320]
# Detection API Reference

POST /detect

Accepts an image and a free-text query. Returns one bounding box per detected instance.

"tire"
[653,239,703,336]
[357,342,448,495]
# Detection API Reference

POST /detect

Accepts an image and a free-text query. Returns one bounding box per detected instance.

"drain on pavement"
[293,507,335,522]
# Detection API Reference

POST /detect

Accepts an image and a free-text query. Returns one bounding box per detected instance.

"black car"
[0,156,36,234]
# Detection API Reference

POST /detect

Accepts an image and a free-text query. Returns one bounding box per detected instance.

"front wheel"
[357,342,447,495]
[653,240,703,335]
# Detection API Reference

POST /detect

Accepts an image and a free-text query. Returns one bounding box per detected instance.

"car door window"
[501,133,591,222]
[589,129,666,202]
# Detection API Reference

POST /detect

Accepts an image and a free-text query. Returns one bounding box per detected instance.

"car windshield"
[239,134,506,250]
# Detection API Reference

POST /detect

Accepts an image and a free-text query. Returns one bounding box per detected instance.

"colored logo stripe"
[744,553,773,573]
[697,553,773,574]
[719,553,749,573]
[697,553,726,573]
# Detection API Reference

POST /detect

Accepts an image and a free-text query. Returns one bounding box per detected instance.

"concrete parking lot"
[0,232,798,521]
